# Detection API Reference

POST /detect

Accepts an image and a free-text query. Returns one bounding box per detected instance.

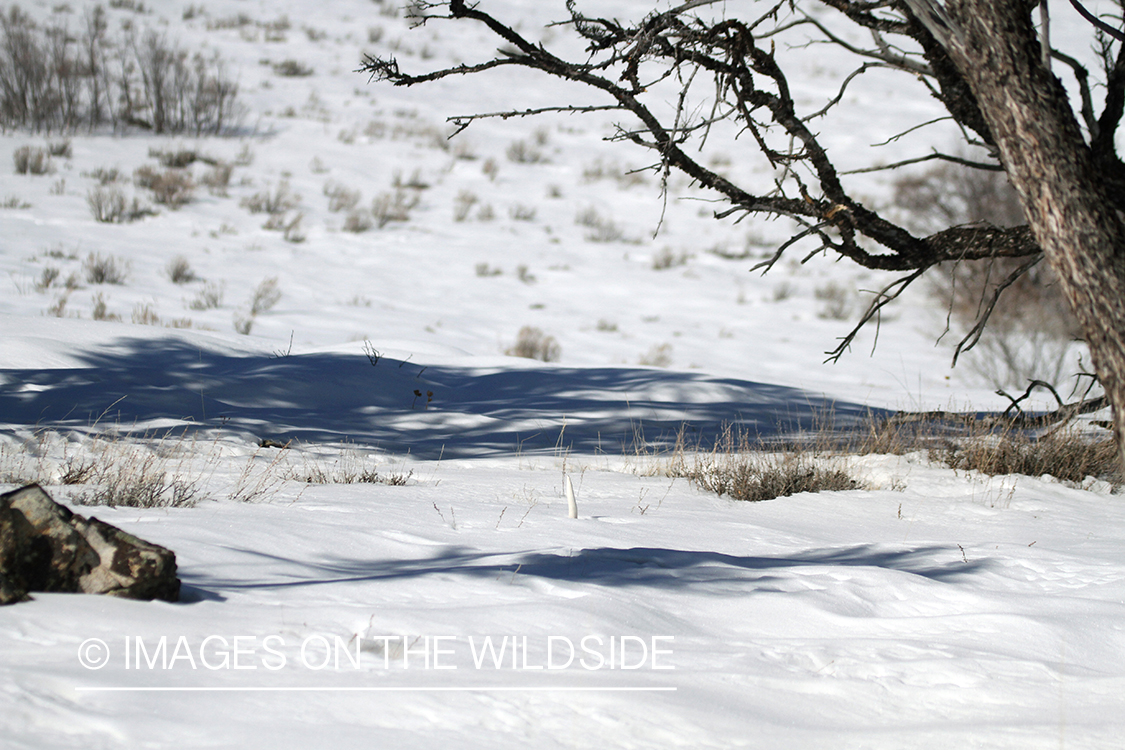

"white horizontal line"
[75,686,677,693]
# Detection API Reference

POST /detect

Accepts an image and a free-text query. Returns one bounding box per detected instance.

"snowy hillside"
[1,1,1123,748]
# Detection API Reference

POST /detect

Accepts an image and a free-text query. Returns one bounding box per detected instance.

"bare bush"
[188,281,223,310]
[669,431,861,503]
[343,210,372,233]
[200,162,232,194]
[272,59,314,77]
[35,266,59,292]
[505,326,560,362]
[13,145,51,174]
[91,292,119,321]
[241,180,300,214]
[506,139,546,163]
[166,256,197,284]
[281,213,305,243]
[324,181,361,212]
[132,302,161,325]
[453,190,478,222]
[72,440,201,509]
[509,204,537,221]
[638,343,673,368]
[652,247,689,270]
[371,189,418,228]
[84,167,121,184]
[83,252,129,284]
[934,430,1118,484]
[86,186,126,222]
[814,282,854,321]
[233,313,253,335]
[249,277,281,316]
[134,166,195,207]
[149,147,202,168]
[516,265,536,284]
[47,139,71,158]
[575,206,624,243]
[86,186,153,223]
[0,9,242,134]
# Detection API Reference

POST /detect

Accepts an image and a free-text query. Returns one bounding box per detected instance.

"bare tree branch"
[825,268,927,363]
[1067,0,1125,42]
[842,151,1003,174]
[952,253,1044,364]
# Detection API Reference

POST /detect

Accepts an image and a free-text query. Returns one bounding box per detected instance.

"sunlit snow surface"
[1,1,1123,747]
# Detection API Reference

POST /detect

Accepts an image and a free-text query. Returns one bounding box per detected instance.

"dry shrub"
[506,139,546,163]
[371,189,418,228]
[150,147,203,168]
[241,181,300,214]
[14,145,51,174]
[91,292,120,321]
[189,281,223,310]
[0,9,242,135]
[201,163,233,195]
[343,210,372,233]
[288,452,412,485]
[638,343,673,367]
[35,266,60,291]
[834,411,1119,485]
[86,186,126,222]
[669,429,860,502]
[575,206,624,243]
[84,167,121,185]
[652,247,689,270]
[248,277,282,316]
[932,429,1118,484]
[134,166,195,207]
[324,181,361,212]
[47,139,71,158]
[131,303,161,325]
[69,433,203,509]
[83,252,129,284]
[272,59,314,77]
[505,326,560,362]
[814,281,853,320]
[167,256,198,284]
[454,190,478,221]
[86,186,154,223]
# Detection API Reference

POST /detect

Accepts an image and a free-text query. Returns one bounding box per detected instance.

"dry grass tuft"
[668,429,861,502]
[932,429,1118,484]
[505,326,560,362]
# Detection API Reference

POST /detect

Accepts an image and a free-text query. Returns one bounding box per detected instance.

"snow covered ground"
[1,1,1123,747]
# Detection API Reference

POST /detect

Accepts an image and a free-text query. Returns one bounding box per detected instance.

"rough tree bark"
[905,0,1125,467]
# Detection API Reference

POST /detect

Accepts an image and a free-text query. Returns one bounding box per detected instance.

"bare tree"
[362,0,1125,461]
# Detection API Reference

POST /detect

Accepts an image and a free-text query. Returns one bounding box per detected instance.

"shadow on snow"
[182,543,986,595]
[0,337,882,458]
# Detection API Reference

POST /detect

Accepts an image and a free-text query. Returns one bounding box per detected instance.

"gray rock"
[0,484,180,604]
[74,515,180,601]
[5,485,98,592]
[0,501,45,603]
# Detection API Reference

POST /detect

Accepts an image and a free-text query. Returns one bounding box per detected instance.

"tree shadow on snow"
[0,337,882,458]
[182,543,988,594]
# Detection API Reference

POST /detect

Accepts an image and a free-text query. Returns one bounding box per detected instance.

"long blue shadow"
[181,544,987,593]
[0,337,882,457]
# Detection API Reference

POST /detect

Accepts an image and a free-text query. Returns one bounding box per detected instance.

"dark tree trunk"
[910,0,1125,467]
